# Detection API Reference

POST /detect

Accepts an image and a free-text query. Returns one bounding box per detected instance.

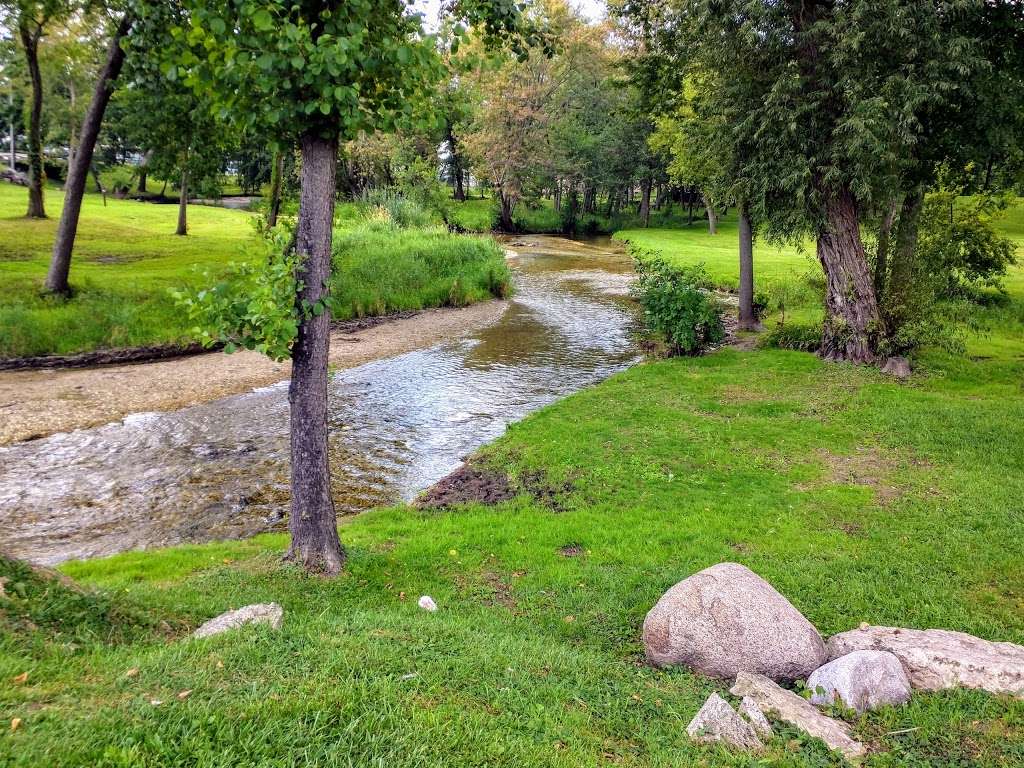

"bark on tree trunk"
[498,190,515,232]
[284,132,345,576]
[639,178,652,228]
[176,165,188,236]
[44,14,131,295]
[816,186,881,363]
[872,197,900,302]
[882,188,923,337]
[19,22,46,219]
[703,193,717,235]
[738,200,758,331]
[268,149,284,228]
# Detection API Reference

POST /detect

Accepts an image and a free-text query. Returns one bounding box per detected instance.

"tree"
[7,0,69,217]
[618,0,1021,363]
[44,7,131,294]
[174,0,541,574]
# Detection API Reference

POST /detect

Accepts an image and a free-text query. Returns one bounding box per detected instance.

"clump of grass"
[0,554,177,650]
[331,223,511,319]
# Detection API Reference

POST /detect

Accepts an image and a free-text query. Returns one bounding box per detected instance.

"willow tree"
[174,0,541,574]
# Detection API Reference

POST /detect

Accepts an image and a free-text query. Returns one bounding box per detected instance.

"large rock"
[643,562,826,681]
[826,625,1024,697]
[731,671,867,762]
[686,692,764,751]
[193,603,284,639]
[808,650,912,713]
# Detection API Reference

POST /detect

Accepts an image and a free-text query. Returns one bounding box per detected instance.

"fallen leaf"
[563,615,575,623]
[149,699,163,707]
[125,668,140,679]
[11,672,28,685]
[177,689,193,700]
[10,718,21,733]
[215,660,224,670]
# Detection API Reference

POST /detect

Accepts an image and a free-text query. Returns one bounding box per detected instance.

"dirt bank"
[0,301,508,446]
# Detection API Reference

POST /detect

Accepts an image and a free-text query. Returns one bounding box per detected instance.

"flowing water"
[0,236,641,565]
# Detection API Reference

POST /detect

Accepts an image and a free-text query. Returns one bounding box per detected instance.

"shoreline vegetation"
[0,184,511,360]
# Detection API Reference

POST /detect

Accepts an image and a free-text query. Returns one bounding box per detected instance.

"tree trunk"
[872,197,900,302]
[176,168,188,235]
[44,13,132,295]
[19,22,46,218]
[816,186,881,363]
[497,189,515,232]
[7,91,14,169]
[91,166,106,205]
[137,148,153,193]
[639,178,652,228]
[882,188,923,337]
[284,131,345,576]
[687,191,694,226]
[268,149,284,228]
[738,200,758,331]
[703,192,717,235]
[553,181,561,213]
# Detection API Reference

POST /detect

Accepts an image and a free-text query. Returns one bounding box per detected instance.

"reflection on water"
[0,236,640,564]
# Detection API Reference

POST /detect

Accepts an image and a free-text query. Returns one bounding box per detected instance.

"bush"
[631,254,724,355]
[762,322,822,352]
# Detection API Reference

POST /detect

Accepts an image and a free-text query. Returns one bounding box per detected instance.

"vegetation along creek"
[0,237,641,565]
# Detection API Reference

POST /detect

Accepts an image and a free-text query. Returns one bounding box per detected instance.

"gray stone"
[192,603,283,639]
[826,625,1024,698]
[808,650,911,713]
[739,696,774,738]
[643,562,826,681]
[881,356,911,379]
[731,671,867,762]
[686,692,764,751]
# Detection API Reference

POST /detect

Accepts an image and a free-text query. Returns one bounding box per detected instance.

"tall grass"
[332,219,510,319]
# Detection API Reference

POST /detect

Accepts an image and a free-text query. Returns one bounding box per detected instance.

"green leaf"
[252,9,274,31]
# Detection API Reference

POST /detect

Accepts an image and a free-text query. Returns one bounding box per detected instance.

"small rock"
[731,671,867,762]
[826,625,1024,697]
[643,562,826,681]
[808,650,911,713]
[686,692,764,751]
[418,595,438,612]
[739,696,773,738]
[881,356,911,379]
[192,603,283,639]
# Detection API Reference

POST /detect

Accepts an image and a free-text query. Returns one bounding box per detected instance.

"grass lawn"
[616,202,1024,360]
[0,186,509,358]
[3,346,1023,766]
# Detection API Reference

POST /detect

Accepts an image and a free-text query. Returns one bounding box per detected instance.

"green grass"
[332,224,511,318]
[3,348,1023,765]
[615,203,1024,360]
[0,186,509,358]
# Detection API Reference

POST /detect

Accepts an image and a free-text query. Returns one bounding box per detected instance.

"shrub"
[762,322,822,352]
[631,254,724,356]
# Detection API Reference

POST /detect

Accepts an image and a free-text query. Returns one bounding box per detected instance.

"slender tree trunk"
[703,192,717,235]
[176,165,188,235]
[7,91,14,169]
[872,197,900,302]
[687,190,694,226]
[639,178,652,228]
[91,166,106,205]
[882,188,923,338]
[816,186,881,363]
[44,14,132,295]
[268,149,284,228]
[137,148,153,193]
[553,180,561,212]
[284,131,345,576]
[738,200,758,331]
[19,22,46,218]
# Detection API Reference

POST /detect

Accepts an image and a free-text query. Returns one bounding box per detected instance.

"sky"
[413,0,607,30]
